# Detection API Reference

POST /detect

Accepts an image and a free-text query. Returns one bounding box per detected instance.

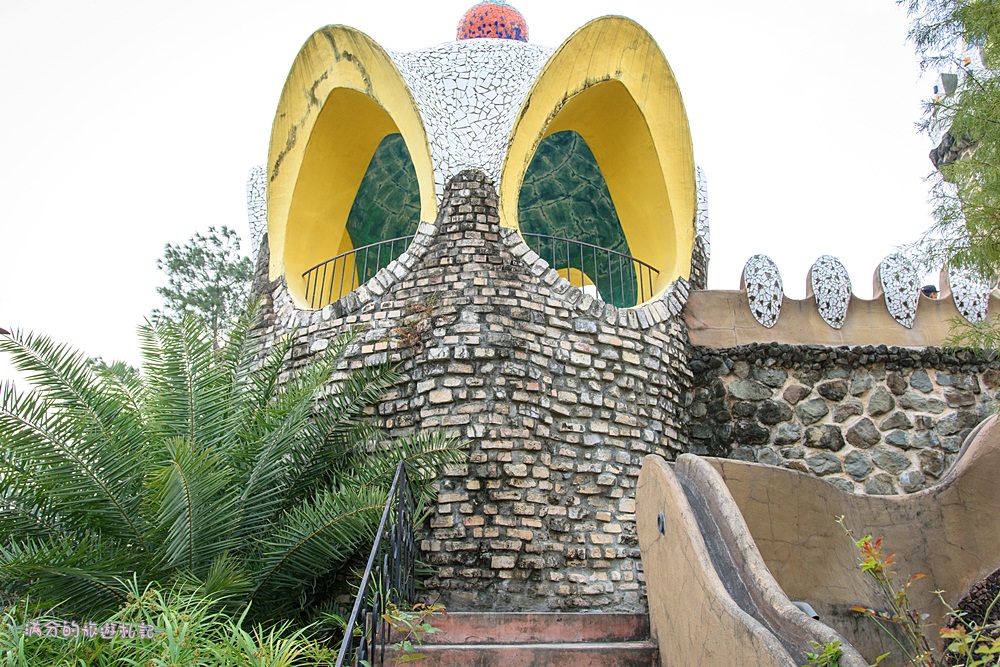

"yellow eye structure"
[266,13,696,311]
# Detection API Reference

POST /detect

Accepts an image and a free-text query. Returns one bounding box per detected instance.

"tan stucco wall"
[637,456,797,666]
[686,290,1000,348]
[708,415,1000,662]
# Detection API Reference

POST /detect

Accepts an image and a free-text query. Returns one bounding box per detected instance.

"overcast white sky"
[0,1,938,375]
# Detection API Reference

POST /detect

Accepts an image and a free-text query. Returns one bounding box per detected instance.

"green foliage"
[802,639,844,667]
[0,579,339,666]
[0,308,465,624]
[841,517,1000,666]
[379,601,445,665]
[519,131,637,307]
[938,588,1000,666]
[901,1,1000,281]
[840,517,934,665]
[155,225,253,348]
[942,315,1000,361]
[346,134,421,255]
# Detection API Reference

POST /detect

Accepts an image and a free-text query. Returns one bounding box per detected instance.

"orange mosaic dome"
[457,1,528,42]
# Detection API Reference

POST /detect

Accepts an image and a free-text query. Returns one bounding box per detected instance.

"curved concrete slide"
[638,454,867,666]
[705,415,1000,664]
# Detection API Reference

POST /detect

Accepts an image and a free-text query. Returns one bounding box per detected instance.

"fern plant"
[0,309,463,623]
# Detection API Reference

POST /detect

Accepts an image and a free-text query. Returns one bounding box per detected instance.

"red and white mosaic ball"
[457,1,529,42]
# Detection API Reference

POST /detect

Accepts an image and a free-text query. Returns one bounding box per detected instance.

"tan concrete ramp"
[639,415,1000,666]
[638,455,866,666]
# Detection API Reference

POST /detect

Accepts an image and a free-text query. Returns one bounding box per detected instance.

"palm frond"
[342,432,468,503]
[0,331,140,450]
[232,343,348,533]
[243,333,297,420]
[0,535,144,616]
[0,462,65,540]
[139,316,233,452]
[0,379,145,543]
[248,485,386,608]
[146,437,239,576]
[280,361,400,505]
[0,332,146,492]
[171,552,252,606]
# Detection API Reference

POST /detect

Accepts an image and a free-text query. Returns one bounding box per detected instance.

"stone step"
[386,612,659,666]
[404,640,659,666]
[420,611,652,645]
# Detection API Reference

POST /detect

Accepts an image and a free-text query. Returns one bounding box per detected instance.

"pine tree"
[902,0,1000,278]
[155,226,253,349]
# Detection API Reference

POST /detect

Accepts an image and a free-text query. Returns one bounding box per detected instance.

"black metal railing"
[303,236,415,310]
[335,461,416,667]
[521,233,660,308]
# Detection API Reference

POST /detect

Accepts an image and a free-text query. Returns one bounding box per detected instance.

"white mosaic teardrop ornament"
[742,254,783,328]
[878,254,919,328]
[948,266,992,323]
[810,255,851,329]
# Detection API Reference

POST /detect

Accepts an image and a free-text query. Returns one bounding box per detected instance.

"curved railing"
[302,236,415,310]
[522,233,659,308]
[301,232,660,310]
[335,461,416,667]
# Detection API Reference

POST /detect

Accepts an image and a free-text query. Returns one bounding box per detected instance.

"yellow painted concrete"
[501,16,696,304]
[267,25,434,306]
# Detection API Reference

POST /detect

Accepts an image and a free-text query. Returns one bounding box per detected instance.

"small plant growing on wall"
[839,517,1000,666]
[802,639,846,667]
[392,295,440,352]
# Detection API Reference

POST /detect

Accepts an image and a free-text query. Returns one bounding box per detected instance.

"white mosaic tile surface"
[878,253,920,328]
[246,165,267,256]
[948,266,991,323]
[391,39,553,198]
[742,254,783,328]
[810,255,852,329]
[695,164,710,257]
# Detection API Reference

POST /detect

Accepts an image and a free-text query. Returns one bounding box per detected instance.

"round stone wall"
[252,170,695,612]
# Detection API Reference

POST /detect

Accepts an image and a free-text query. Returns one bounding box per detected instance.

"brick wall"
[252,170,695,611]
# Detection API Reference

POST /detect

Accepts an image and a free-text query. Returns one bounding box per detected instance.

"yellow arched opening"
[500,16,696,304]
[558,267,596,289]
[267,25,435,307]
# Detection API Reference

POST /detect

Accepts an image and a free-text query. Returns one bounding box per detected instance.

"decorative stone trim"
[695,165,710,258]
[809,255,852,329]
[878,254,920,329]
[949,266,992,323]
[741,254,783,328]
[246,165,267,258]
[498,227,691,331]
[279,222,440,326]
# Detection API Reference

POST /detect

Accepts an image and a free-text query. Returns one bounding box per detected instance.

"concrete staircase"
[396,612,659,666]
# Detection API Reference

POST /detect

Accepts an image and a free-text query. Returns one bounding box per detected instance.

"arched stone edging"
[498,228,689,330]
[268,170,691,331]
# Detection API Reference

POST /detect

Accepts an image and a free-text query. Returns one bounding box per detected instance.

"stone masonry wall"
[252,170,694,612]
[687,343,1000,494]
